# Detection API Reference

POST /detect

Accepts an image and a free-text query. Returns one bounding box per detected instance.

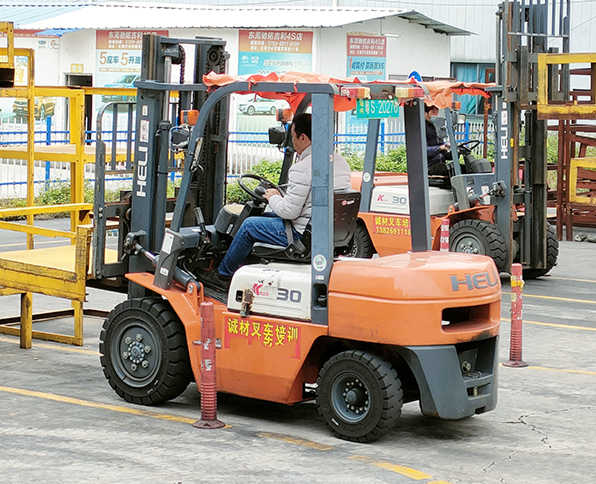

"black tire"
[346,223,375,258]
[99,298,193,405]
[247,105,255,116]
[523,223,559,279]
[450,219,507,272]
[317,350,403,442]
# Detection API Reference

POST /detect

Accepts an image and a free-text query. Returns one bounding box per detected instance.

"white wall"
[317,17,451,79]
[54,21,450,86]
[59,30,96,81]
[14,35,61,85]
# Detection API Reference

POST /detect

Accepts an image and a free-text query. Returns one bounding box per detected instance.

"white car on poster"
[238,95,288,116]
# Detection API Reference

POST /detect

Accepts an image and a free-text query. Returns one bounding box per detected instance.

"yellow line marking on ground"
[349,455,433,480]
[500,318,596,332]
[526,366,596,376]
[500,363,596,376]
[0,385,200,424]
[258,432,334,451]
[502,292,596,305]
[549,276,596,284]
[0,335,99,355]
[427,482,452,484]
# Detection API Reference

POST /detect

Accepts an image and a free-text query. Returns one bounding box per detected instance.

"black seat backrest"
[333,189,361,247]
[252,189,361,263]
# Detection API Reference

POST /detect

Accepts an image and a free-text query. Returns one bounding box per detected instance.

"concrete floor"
[0,227,595,483]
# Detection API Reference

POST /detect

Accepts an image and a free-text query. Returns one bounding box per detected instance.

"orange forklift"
[94,35,501,442]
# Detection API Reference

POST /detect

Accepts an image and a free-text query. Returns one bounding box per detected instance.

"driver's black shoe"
[197,269,231,292]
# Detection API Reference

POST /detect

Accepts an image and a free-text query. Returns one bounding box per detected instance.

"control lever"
[193,207,209,236]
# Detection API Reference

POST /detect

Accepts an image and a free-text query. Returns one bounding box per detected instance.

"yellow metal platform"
[0,226,119,348]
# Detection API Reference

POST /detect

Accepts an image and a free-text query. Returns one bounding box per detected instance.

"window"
[450,63,495,117]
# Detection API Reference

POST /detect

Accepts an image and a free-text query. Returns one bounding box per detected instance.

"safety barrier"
[503,263,527,368]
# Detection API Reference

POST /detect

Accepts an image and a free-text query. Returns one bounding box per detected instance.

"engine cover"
[228,263,312,320]
[370,185,454,216]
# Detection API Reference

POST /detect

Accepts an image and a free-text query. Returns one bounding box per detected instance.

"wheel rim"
[331,371,371,423]
[110,319,162,387]
[451,232,485,255]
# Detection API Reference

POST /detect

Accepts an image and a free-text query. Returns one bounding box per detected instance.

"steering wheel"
[238,173,285,203]
[457,139,481,154]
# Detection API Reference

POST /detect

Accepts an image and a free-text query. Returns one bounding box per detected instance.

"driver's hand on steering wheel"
[264,188,282,201]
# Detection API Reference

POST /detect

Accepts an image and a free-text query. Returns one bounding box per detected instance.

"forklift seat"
[251,189,362,263]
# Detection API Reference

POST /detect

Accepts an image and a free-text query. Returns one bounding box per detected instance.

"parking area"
[0,227,595,484]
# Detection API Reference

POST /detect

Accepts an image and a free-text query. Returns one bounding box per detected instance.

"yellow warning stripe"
[258,432,334,451]
[502,292,596,305]
[349,455,434,480]
[501,318,596,332]
[0,385,198,424]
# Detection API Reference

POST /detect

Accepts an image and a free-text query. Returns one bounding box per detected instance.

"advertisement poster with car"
[94,30,168,135]
[95,30,168,102]
[0,30,60,123]
[235,30,312,131]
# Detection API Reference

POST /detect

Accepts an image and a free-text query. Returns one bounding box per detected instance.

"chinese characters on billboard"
[95,30,168,87]
[346,34,386,81]
[238,30,313,76]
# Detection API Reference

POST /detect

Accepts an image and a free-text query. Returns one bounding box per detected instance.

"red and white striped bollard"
[440,218,450,252]
[193,301,225,429]
[503,263,528,368]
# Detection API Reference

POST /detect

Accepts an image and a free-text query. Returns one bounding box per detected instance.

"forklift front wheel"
[317,351,403,442]
[99,298,193,405]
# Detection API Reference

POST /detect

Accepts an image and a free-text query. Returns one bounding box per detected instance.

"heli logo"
[135,145,148,198]
[377,194,387,202]
[451,269,499,291]
[252,283,269,297]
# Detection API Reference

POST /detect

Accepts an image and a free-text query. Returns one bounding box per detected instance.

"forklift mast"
[127,35,228,297]
[495,0,570,270]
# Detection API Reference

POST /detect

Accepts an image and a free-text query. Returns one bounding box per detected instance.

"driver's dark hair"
[292,113,311,141]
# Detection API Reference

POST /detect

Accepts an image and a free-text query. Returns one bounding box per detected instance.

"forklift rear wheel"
[522,223,559,279]
[99,298,193,405]
[317,350,403,442]
[346,223,375,258]
[450,219,507,272]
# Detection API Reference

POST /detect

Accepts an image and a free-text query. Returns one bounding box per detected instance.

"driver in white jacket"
[198,113,352,291]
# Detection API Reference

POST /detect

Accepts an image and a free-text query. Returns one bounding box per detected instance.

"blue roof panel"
[0,4,90,28]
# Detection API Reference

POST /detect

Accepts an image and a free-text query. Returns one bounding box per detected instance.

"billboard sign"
[346,34,386,81]
[238,30,313,76]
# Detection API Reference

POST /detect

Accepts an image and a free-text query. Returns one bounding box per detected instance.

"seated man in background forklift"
[198,113,352,292]
[425,104,452,177]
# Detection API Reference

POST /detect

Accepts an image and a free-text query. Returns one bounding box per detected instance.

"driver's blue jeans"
[217,214,302,277]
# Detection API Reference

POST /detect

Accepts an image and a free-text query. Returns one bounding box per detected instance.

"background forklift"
[267,76,558,277]
[92,34,501,442]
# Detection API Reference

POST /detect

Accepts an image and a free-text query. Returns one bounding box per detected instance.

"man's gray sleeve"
[268,163,311,220]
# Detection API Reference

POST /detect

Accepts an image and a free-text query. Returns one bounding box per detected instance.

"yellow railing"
[569,157,596,205]
[537,52,596,119]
